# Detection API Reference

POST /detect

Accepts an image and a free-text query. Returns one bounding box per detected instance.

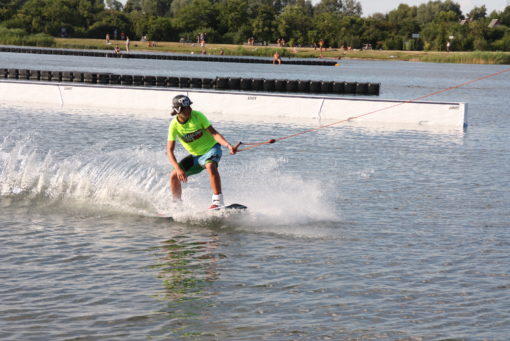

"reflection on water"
[149,234,223,302]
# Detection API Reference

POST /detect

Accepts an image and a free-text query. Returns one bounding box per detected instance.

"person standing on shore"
[166,95,238,209]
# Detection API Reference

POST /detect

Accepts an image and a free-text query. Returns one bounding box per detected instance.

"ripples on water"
[1,58,510,340]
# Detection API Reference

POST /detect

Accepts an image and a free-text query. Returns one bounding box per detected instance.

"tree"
[170,0,191,16]
[216,0,251,43]
[314,0,341,13]
[0,0,23,21]
[147,17,174,40]
[387,4,419,38]
[251,3,277,43]
[312,11,342,46]
[123,0,143,12]
[467,5,486,20]
[343,0,362,17]
[277,4,312,45]
[416,0,462,25]
[172,0,218,35]
[499,6,510,26]
[86,9,132,38]
[140,0,172,17]
[106,0,123,11]
[127,10,149,38]
[338,15,364,48]
[361,15,391,49]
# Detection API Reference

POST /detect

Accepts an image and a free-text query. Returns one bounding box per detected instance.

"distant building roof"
[488,19,500,28]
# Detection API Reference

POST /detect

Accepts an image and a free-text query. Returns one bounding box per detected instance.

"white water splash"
[1,134,341,231]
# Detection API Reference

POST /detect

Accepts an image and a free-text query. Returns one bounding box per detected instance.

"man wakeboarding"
[166,95,238,209]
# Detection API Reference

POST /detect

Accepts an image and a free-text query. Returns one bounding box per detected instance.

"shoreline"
[54,38,510,65]
[3,37,510,65]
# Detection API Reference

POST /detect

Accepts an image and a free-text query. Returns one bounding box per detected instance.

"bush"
[492,33,510,51]
[147,17,175,41]
[0,26,55,46]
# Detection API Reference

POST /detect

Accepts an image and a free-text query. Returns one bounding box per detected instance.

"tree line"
[1,0,510,51]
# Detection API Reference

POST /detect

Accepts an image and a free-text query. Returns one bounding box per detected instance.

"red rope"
[236,67,510,152]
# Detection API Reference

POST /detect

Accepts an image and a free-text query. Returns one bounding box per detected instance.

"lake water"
[1,52,509,340]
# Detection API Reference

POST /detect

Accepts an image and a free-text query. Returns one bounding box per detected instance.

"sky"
[355,0,509,16]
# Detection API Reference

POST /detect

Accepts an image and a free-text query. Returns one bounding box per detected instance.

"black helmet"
[171,95,192,115]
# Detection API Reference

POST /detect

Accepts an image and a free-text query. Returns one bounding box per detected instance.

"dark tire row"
[0,45,338,66]
[1,68,381,96]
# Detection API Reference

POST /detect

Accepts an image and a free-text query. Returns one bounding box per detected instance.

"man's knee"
[205,161,218,173]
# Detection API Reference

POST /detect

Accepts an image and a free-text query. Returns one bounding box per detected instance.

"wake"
[1,134,341,236]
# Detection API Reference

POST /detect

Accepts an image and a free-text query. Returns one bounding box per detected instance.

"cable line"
[236,67,510,152]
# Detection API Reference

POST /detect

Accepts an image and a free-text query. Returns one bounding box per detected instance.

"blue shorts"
[178,144,222,176]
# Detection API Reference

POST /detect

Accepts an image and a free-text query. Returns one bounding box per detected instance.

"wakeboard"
[211,203,247,211]
[158,203,247,221]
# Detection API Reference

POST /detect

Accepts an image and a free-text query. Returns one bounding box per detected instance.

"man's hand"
[229,142,242,155]
[228,143,237,155]
[176,167,188,182]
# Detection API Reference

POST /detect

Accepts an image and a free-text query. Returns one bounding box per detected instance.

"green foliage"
[420,51,510,64]
[251,3,277,43]
[172,0,218,34]
[1,0,510,53]
[147,17,174,41]
[277,5,312,45]
[0,26,55,46]
[86,10,132,39]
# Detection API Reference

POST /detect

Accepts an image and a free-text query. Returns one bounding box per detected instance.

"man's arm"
[206,126,237,155]
[167,140,187,182]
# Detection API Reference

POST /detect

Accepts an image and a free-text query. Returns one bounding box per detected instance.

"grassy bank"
[2,37,506,64]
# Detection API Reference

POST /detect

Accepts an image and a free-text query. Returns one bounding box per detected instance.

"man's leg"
[169,170,182,201]
[205,162,221,195]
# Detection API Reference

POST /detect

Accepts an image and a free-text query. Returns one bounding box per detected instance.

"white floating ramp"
[0,80,467,129]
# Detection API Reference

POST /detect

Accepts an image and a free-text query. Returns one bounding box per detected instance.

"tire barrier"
[252,78,264,91]
[215,77,229,90]
[263,79,275,92]
[178,77,190,88]
[41,70,52,81]
[274,79,286,92]
[144,75,156,86]
[74,72,84,82]
[190,77,202,88]
[356,82,368,95]
[52,71,62,82]
[0,45,338,66]
[286,80,298,92]
[62,71,73,82]
[8,68,18,79]
[110,74,121,85]
[344,82,356,94]
[133,75,143,86]
[228,77,241,90]
[156,76,167,86]
[321,81,333,93]
[298,80,310,93]
[202,78,214,89]
[30,70,40,80]
[240,78,252,91]
[0,68,380,96]
[168,76,179,87]
[121,75,133,85]
[309,80,321,93]
[19,69,30,80]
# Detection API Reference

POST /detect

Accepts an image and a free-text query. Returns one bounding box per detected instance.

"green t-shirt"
[168,110,217,156]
